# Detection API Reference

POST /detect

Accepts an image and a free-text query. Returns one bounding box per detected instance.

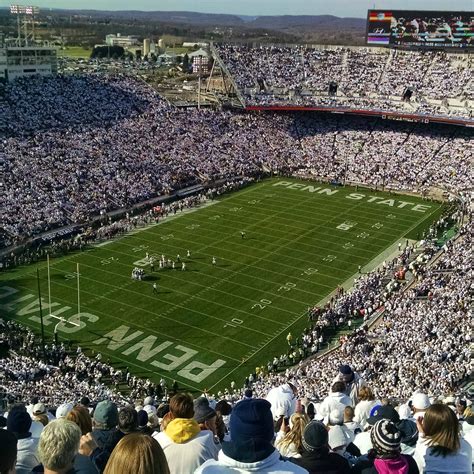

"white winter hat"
[56,403,74,419]
[412,393,430,410]
[398,403,412,420]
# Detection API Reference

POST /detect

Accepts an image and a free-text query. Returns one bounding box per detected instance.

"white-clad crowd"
[215,44,473,117]
[2,74,473,249]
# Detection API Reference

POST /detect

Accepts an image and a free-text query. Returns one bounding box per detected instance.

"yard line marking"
[49,265,281,339]
[206,200,443,390]
[108,237,336,297]
[64,257,297,325]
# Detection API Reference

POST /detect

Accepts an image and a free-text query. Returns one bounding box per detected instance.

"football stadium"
[0,4,473,473]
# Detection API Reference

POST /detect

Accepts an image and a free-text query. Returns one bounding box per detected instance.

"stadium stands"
[1,67,472,473]
[214,44,473,119]
[1,75,472,249]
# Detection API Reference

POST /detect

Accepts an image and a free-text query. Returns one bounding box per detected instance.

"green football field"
[0,178,444,393]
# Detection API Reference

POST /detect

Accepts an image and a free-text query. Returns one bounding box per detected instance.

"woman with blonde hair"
[414,403,472,473]
[275,412,309,458]
[104,432,170,474]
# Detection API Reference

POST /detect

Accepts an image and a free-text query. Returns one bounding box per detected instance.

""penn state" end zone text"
[273,181,432,213]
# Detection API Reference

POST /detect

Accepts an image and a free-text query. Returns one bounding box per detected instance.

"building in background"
[183,42,209,48]
[105,33,138,48]
[0,45,57,81]
[143,38,150,57]
[0,5,57,81]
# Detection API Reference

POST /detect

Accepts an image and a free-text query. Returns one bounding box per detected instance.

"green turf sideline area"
[0,178,445,393]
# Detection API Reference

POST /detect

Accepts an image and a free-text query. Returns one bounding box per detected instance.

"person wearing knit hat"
[396,419,418,456]
[194,397,217,425]
[194,397,219,445]
[410,393,430,420]
[196,398,306,474]
[91,400,121,472]
[6,405,40,473]
[137,409,154,436]
[352,419,419,473]
[353,404,401,456]
[289,421,351,473]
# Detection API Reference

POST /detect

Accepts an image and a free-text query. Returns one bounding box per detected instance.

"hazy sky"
[4,0,473,18]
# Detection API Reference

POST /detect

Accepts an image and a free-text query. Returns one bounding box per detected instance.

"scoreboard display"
[367,10,473,48]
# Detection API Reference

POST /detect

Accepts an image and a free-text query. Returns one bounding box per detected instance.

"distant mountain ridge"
[44,9,366,31]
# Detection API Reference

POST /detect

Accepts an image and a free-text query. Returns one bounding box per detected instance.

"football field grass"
[0,178,445,393]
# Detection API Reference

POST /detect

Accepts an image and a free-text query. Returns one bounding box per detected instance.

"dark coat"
[290,449,351,474]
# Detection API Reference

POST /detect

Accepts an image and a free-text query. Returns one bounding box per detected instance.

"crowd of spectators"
[0,68,472,473]
[215,44,473,117]
[1,74,473,250]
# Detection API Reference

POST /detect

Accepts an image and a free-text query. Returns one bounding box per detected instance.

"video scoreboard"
[367,10,473,48]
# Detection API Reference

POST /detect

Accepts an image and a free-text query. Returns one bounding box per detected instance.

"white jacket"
[195,448,308,474]
[318,392,353,422]
[354,399,380,429]
[15,436,40,474]
[413,436,472,473]
[154,420,218,474]
[266,384,296,421]
[332,372,365,406]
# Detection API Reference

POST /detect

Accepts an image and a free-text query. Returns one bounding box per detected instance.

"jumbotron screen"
[367,10,473,48]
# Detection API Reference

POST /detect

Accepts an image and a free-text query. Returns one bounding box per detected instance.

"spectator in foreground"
[6,404,40,474]
[266,381,298,421]
[409,393,431,421]
[196,398,306,474]
[91,400,121,472]
[33,419,98,474]
[153,392,217,474]
[414,403,472,473]
[354,386,380,429]
[67,405,93,436]
[290,420,351,473]
[0,428,18,474]
[318,382,353,421]
[104,432,169,474]
[351,419,419,473]
[275,412,309,458]
[118,406,138,436]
